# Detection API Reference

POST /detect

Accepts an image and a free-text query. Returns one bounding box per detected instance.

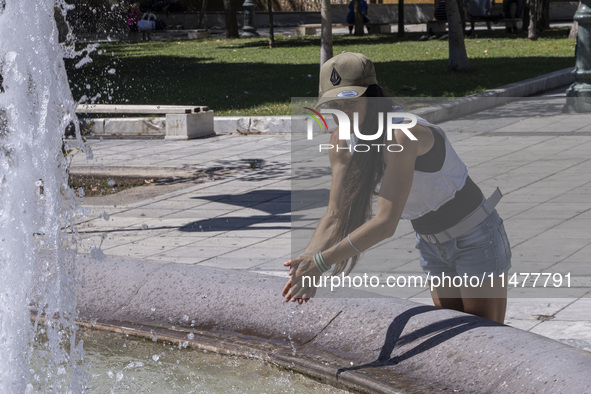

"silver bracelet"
[313,251,330,273]
[348,234,362,254]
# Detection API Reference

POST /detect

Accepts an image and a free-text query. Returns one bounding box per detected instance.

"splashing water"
[0,0,86,391]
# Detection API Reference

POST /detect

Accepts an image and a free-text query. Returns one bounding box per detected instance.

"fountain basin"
[77,255,591,393]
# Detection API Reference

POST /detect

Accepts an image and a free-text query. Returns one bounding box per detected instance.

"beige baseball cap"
[317,52,378,107]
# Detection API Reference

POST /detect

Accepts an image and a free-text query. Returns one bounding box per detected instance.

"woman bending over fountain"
[282,52,511,323]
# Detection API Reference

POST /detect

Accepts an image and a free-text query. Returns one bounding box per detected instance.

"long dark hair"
[332,84,393,275]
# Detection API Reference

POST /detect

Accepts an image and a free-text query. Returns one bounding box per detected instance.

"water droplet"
[187,333,194,340]
[152,354,160,362]
[90,247,106,260]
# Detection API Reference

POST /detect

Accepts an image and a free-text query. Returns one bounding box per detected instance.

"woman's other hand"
[282,255,322,304]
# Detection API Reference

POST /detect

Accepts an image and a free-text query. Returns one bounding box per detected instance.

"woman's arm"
[301,128,351,254]
[282,128,349,301]
[317,129,419,268]
[284,125,433,302]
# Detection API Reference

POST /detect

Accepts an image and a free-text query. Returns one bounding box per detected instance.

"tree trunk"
[320,0,333,66]
[446,0,470,71]
[398,0,405,37]
[268,0,275,48]
[538,0,550,30]
[223,0,239,38]
[354,0,364,36]
[528,0,538,40]
[197,0,208,29]
[569,1,581,40]
[456,0,466,32]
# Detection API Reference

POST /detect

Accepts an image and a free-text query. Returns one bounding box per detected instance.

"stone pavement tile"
[215,208,281,218]
[511,203,589,220]
[504,298,575,321]
[498,202,537,217]
[241,237,291,250]
[191,236,272,249]
[576,209,591,219]
[162,227,228,238]
[220,247,287,263]
[562,245,591,264]
[162,209,239,220]
[507,285,589,299]
[82,216,148,228]
[196,256,267,270]
[192,227,291,239]
[530,321,591,351]
[503,218,564,245]
[554,299,591,321]
[136,199,209,211]
[536,228,591,240]
[504,319,540,332]
[549,192,591,204]
[211,214,288,232]
[110,208,180,218]
[247,201,291,215]
[152,245,238,264]
[511,236,589,263]
[509,263,563,282]
[103,243,170,259]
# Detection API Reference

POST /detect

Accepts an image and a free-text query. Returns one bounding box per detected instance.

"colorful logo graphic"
[303,107,328,134]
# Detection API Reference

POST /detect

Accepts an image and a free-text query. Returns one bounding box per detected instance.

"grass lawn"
[66,28,575,116]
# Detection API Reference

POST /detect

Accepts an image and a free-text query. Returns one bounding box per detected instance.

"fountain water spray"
[0,0,86,391]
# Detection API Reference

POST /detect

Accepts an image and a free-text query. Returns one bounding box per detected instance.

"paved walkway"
[70,90,591,352]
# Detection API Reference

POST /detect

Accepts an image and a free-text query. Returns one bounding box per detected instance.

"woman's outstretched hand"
[282,254,322,304]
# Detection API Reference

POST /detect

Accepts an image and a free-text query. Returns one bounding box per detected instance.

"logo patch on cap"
[330,68,342,86]
[337,90,359,97]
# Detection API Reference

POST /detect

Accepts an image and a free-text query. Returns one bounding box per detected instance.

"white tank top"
[346,115,468,220]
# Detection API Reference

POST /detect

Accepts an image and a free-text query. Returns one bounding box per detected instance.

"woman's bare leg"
[460,276,507,324]
[429,276,507,324]
[430,282,465,312]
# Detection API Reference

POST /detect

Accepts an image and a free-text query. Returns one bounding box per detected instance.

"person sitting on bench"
[347,0,370,34]
[464,0,502,35]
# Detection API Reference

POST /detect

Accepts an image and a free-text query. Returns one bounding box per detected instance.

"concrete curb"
[77,256,591,393]
[83,68,574,138]
[214,67,575,133]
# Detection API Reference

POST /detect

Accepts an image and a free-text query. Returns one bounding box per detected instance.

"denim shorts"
[416,209,512,279]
